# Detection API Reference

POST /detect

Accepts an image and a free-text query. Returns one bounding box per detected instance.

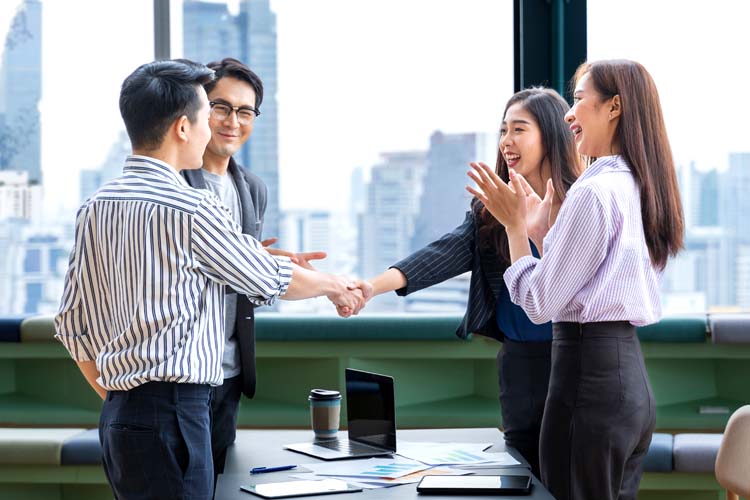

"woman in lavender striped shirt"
[467,60,684,500]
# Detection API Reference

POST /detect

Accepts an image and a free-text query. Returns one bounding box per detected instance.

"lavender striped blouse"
[504,155,662,327]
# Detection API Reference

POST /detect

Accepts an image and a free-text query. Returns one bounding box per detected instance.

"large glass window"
[588,1,750,314]
[0,0,153,314]
[171,0,513,313]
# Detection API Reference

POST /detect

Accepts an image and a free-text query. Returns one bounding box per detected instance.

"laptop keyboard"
[315,439,379,454]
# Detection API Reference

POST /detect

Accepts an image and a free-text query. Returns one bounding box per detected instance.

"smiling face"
[565,72,620,157]
[499,102,547,182]
[205,76,257,159]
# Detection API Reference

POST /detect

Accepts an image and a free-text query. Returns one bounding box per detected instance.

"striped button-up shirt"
[504,155,662,326]
[55,155,293,390]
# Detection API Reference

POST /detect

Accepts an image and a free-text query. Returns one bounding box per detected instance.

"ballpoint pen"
[250,465,297,474]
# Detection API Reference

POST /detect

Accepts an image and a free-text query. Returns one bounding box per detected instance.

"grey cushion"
[673,433,723,473]
[61,429,102,465]
[20,315,55,342]
[711,314,750,344]
[643,433,673,472]
[0,428,86,465]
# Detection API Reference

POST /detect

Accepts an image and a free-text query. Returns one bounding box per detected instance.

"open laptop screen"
[345,368,396,451]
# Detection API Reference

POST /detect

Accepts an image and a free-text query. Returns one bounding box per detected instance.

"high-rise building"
[0,0,42,184]
[0,220,72,314]
[410,131,496,252]
[0,170,41,221]
[79,131,130,204]
[183,0,280,240]
[721,153,750,308]
[359,151,426,312]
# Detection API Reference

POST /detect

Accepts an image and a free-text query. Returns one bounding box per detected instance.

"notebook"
[284,368,397,460]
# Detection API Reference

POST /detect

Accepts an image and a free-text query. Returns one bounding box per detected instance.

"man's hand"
[262,237,327,270]
[326,276,366,317]
[334,280,373,317]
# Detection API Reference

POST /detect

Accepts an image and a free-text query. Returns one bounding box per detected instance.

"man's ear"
[609,95,621,120]
[174,115,189,143]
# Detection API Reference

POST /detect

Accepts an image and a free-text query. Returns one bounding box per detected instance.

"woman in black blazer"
[361,88,581,476]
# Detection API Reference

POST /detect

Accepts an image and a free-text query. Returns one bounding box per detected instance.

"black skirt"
[540,321,655,500]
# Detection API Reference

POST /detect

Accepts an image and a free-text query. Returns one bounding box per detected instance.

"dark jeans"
[210,375,243,477]
[99,382,214,500]
[540,322,656,500]
[497,339,551,478]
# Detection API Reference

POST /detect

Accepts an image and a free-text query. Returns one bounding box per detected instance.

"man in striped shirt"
[54,59,363,500]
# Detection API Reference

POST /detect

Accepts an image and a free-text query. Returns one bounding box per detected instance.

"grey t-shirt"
[202,168,243,379]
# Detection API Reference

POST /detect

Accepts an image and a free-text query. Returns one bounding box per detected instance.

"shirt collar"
[579,155,631,181]
[123,155,189,187]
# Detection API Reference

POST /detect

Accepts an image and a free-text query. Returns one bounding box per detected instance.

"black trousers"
[497,339,552,478]
[540,322,656,500]
[210,374,243,478]
[99,382,214,500]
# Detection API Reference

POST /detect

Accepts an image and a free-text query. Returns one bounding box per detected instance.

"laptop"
[284,368,397,460]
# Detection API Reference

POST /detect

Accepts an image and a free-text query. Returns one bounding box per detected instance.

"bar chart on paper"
[303,457,430,479]
[437,450,486,463]
[396,441,520,466]
[359,463,422,478]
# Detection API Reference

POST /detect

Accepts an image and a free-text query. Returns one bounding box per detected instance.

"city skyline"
[0,0,749,315]
[1,1,748,215]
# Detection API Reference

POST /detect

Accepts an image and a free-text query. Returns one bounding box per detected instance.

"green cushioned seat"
[20,315,56,342]
[637,316,707,342]
[0,428,86,465]
[255,313,465,341]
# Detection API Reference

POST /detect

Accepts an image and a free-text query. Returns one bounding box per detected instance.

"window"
[588,1,750,313]
[0,0,153,315]
[171,0,513,313]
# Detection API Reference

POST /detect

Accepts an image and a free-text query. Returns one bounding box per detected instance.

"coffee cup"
[309,389,341,440]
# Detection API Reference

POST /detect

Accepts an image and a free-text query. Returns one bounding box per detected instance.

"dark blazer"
[392,206,506,341]
[182,157,267,398]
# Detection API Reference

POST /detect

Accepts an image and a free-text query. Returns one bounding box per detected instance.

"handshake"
[326,277,374,318]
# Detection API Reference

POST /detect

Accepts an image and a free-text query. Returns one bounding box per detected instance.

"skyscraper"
[410,131,496,252]
[183,0,280,240]
[721,153,750,308]
[359,151,426,312]
[0,0,42,183]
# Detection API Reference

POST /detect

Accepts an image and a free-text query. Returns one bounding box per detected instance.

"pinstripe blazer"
[183,157,267,398]
[392,205,507,341]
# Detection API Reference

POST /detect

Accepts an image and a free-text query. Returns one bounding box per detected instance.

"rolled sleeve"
[54,244,96,362]
[247,255,294,306]
[193,196,295,304]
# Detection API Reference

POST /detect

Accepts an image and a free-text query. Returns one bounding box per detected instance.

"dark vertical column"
[154,0,171,60]
[514,0,587,101]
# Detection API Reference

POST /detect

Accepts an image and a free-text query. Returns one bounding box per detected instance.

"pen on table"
[250,465,297,474]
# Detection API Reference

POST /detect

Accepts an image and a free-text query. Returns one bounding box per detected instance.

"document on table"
[301,457,430,479]
[396,441,520,467]
[291,467,471,489]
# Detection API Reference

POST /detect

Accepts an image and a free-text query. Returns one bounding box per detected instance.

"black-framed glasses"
[209,101,260,125]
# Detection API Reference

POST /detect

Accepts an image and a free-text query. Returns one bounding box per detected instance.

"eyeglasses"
[209,101,260,125]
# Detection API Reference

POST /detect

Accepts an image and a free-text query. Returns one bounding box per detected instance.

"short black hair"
[119,59,215,150]
[203,57,264,110]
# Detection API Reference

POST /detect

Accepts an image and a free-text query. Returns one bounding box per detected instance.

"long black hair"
[474,87,581,265]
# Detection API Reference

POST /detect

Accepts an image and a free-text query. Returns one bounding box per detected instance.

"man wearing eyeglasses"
[182,57,327,484]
